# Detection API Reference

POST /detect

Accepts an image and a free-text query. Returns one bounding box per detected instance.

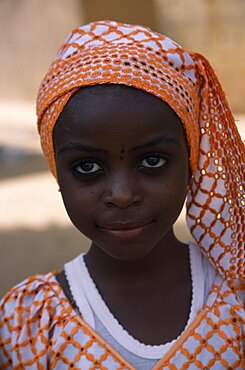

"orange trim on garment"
[152,310,207,369]
[74,315,136,370]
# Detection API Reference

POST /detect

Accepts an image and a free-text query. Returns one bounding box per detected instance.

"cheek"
[59,183,96,233]
[149,170,188,215]
[155,186,186,213]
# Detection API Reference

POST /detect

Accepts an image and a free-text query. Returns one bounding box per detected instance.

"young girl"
[0,20,244,369]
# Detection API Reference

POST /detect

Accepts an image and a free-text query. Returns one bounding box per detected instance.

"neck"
[84,229,189,292]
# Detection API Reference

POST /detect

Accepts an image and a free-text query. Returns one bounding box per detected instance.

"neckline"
[64,241,205,359]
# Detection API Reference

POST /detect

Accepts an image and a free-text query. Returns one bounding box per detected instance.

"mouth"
[97,221,154,240]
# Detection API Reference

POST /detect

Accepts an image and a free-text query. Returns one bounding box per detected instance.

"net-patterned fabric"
[0,273,244,369]
[36,20,244,285]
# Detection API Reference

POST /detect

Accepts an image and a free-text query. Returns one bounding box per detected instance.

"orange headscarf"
[36,20,244,286]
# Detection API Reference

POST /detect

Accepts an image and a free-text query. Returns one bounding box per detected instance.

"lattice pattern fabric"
[0,273,244,369]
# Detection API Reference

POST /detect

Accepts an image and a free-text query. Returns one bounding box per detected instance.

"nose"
[103,171,143,208]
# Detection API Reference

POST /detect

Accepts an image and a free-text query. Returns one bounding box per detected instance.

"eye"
[73,160,102,174]
[140,154,167,168]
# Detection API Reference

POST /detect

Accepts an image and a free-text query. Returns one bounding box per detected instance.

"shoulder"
[218,277,245,318]
[192,242,245,330]
[191,241,245,308]
[1,272,63,315]
[0,272,71,367]
[204,274,245,340]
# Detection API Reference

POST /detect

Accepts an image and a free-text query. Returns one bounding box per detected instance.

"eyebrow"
[57,136,180,157]
[130,136,180,152]
[57,143,107,157]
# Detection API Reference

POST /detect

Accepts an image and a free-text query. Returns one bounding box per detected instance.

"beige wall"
[0,0,84,101]
[0,0,244,109]
[154,0,245,112]
[83,0,156,28]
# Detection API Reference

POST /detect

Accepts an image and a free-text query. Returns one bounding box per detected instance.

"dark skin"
[54,84,192,345]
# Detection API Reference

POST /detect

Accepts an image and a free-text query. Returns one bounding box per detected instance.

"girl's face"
[53,85,190,260]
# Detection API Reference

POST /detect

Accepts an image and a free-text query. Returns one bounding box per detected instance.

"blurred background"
[0,0,244,297]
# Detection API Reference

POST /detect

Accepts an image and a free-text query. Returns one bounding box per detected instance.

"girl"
[0,20,244,369]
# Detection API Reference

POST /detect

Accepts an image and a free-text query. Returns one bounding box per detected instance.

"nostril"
[105,196,140,208]
[103,173,143,208]
[104,189,142,208]
[107,202,141,209]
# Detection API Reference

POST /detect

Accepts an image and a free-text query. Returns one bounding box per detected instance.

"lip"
[97,221,154,240]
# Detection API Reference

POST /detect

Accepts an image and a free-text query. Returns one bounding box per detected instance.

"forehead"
[53,85,186,149]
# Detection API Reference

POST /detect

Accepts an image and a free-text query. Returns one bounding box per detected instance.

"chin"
[102,244,154,261]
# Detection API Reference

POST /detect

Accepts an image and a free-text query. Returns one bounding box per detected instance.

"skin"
[54,84,192,344]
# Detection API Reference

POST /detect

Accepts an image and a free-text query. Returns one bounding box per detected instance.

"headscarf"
[36,20,244,286]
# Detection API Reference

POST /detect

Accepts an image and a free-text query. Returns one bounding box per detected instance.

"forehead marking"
[119,148,125,160]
